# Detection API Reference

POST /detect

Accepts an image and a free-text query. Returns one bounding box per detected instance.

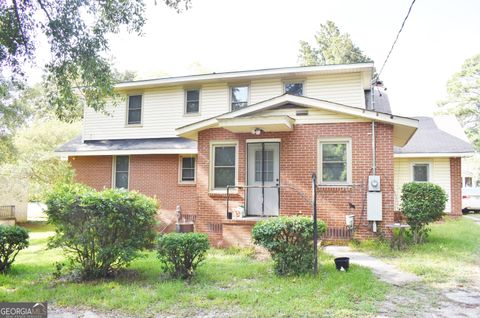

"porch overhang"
[218,116,295,134]
[175,95,419,146]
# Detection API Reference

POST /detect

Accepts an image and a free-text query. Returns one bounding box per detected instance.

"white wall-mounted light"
[251,128,263,135]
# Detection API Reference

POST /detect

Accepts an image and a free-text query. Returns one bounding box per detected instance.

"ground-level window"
[211,142,237,190]
[127,95,142,125]
[284,82,303,96]
[464,176,473,188]
[412,163,430,182]
[113,156,129,189]
[317,138,351,184]
[179,156,196,183]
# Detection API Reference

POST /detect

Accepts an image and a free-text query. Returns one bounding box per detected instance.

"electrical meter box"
[367,192,382,221]
[368,175,381,192]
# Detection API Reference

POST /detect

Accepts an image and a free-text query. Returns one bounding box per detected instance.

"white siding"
[83,72,366,140]
[257,108,368,123]
[304,73,365,108]
[394,158,452,212]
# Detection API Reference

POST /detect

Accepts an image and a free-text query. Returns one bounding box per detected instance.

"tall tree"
[439,53,480,150]
[0,0,190,122]
[298,21,372,66]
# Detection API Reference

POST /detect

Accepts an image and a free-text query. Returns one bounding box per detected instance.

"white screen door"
[247,142,280,216]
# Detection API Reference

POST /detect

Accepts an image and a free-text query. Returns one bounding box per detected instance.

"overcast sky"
[31,0,480,117]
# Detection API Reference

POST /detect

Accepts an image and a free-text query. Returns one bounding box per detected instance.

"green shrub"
[157,233,210,279]
[45,183,158,279]
[401,182,448,244]
[252,216,327,276]
[0,225,29,273]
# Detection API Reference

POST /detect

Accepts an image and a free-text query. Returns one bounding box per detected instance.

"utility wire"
[375,0,417,81]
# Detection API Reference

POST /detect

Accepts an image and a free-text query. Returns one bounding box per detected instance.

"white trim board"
[59,148,198,157]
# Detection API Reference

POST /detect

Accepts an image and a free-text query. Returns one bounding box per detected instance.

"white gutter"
[58,148,198,157]
[116,64,374,90]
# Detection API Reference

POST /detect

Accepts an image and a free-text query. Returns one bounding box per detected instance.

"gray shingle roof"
[364,88,392,114]
[56,135,197,153]
[394,116,474,154]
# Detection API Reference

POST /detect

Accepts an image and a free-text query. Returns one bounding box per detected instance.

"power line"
[375,0,417,81]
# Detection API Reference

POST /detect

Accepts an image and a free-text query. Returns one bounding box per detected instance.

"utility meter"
[368,175,381,192]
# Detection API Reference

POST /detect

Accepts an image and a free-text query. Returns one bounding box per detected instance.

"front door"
[247,142,280,216]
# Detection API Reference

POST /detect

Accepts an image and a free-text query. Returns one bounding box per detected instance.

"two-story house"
[57,63,474,246]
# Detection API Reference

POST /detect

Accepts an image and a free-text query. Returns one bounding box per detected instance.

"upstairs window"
[179,156,196,183]
[284,82,303,96]
[113,156,129,189]
[231,86,249,111]
[127,95,142,125]
[185,89,200,114]
[412,163,430,182]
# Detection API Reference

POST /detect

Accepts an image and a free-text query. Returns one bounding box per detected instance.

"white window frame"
[317,138,352,185]
[178,155,197,185]
[209,140,239,193]
[411,162,432,183]
[229,85,250,111]
[283,80,305,96]
[126,94,143,126]
[184,88,201,115]
[112,155,130,189]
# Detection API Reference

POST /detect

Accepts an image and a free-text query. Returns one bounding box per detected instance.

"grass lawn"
[354,218,480,289]
[0,223,388,318]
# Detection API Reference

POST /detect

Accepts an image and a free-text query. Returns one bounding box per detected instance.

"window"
[465,177,473,188]
[412,163,430,182]
[127,95,142,125]
[113,156,129,189]
[211,143,237,190]
[231,86,249,111]
[284,82,303,96]
[185,89,200,114]
[255,149,274,182]
[179,156,196,183]
[318,139,351,184]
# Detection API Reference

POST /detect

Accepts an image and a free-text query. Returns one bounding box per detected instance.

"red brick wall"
[450,157,462,217]
[70,154,198,230]
[196,122,395,246]
[69,156,112,190]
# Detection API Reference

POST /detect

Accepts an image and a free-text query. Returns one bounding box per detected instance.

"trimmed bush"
[0,225,29,273]
[401,182,448,244]
[45,183,158,279]
[157,233,210,279]
[252,216,327,276]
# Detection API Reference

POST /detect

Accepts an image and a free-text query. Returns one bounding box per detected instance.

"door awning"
[218,116,295,134]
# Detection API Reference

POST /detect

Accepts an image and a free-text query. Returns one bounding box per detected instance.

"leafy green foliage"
[0,225,29,273]
[298,21,372,66]
[0,0,190,121]
[252,216,327,276]
[400,182,447,244]
[157,233,210,279]
[439,53,480,150]
[45,183,158,279]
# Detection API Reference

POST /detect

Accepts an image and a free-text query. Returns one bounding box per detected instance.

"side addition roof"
[56,136,198,156]
[394,115,474,157]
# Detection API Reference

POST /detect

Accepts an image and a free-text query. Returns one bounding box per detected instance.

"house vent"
[296,110,308,116]
[207,223,222,233]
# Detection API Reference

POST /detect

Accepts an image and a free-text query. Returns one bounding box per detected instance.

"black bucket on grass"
[334,257,350,271]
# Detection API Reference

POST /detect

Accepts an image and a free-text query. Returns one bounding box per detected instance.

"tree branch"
[12,0,29,54]
[36,0,53,22]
